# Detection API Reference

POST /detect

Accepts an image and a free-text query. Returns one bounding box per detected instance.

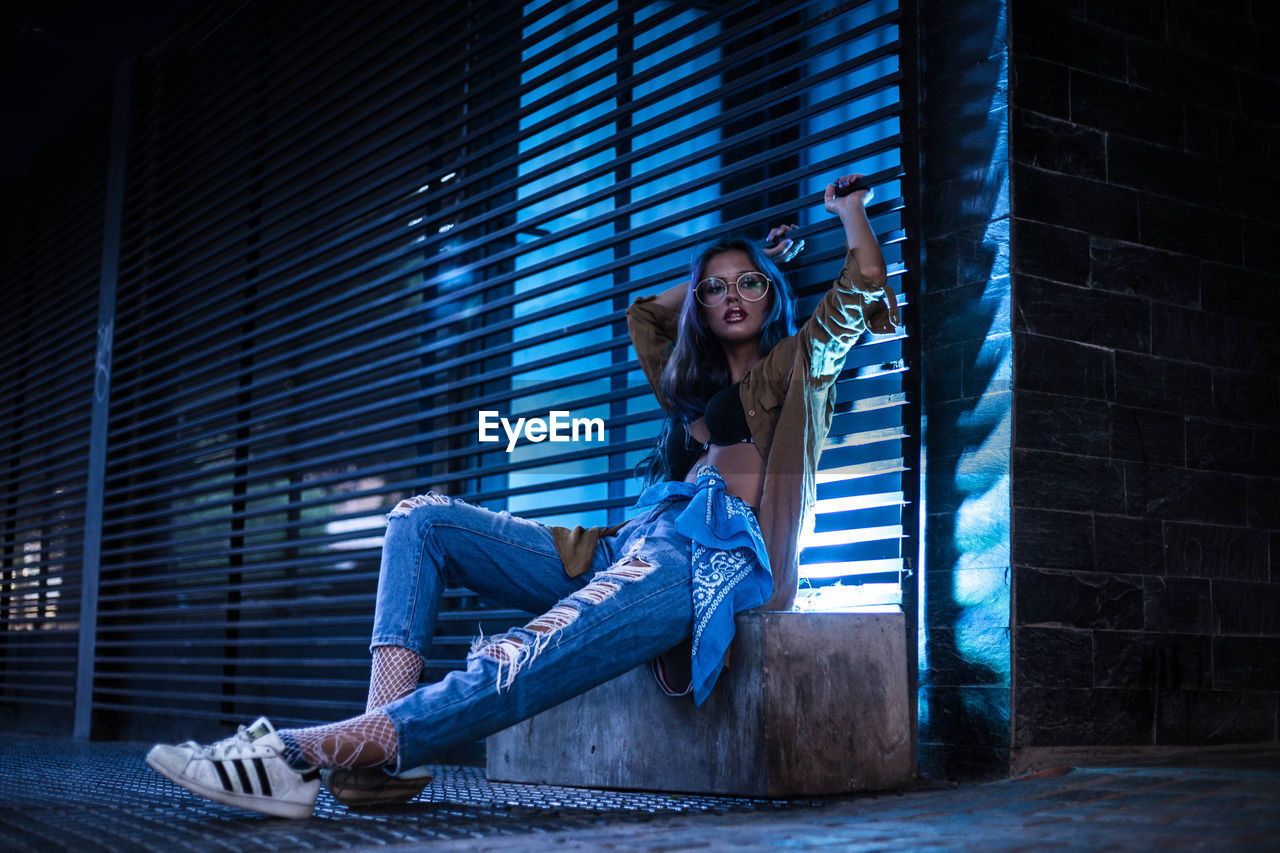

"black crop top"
[704,382,751,445]
[664,383,753,477]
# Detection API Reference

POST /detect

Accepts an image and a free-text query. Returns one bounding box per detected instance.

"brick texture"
[1007,0,1280,759]
[917,0,1014,780]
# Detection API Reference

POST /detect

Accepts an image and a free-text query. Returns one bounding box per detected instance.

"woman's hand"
[762,222,804,264]
[825,172,880,257]
[824,174,873,218]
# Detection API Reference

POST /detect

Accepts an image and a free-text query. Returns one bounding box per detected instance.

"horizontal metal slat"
[812,491,905,514]
[111,3,629,320]
[115,0,601,274]
[108,152,903,433]
[110,106,901,432]
[111,9,894,376]
[113,0,800,302]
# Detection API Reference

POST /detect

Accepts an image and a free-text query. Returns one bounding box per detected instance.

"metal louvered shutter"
[0,100,112,734]
[1,0,914,744]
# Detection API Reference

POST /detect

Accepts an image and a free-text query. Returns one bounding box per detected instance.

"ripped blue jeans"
[372,493,694,773]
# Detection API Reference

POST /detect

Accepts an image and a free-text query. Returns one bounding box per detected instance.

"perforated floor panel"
[0,737,821,851]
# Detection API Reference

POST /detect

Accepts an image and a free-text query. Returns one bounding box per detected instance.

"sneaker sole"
[324,767,433,807]
[146,751,315,820]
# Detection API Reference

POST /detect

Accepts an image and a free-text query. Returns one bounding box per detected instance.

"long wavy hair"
[637,235,798,486]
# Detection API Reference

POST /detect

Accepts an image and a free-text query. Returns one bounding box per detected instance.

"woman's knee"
[382,492,468,569]
[386,491,455,521]
[376,494,459,600]
[385,492,484,540]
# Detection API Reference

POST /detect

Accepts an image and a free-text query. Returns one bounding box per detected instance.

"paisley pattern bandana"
[634,466,772,705]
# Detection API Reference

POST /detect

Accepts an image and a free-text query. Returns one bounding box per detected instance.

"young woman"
[145,174,900,819]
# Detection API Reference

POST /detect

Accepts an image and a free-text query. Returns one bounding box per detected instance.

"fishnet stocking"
[366,644,423,712]
[278,709,398,770]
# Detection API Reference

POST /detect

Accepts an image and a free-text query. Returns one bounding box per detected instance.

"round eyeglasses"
[695,272,771,307]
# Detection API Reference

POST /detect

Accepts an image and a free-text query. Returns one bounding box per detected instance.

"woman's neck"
[721,340,761,384]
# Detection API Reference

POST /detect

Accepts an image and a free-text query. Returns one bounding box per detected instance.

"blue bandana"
[634,466,773,705]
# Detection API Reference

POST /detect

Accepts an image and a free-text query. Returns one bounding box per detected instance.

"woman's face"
[697,250,772,347]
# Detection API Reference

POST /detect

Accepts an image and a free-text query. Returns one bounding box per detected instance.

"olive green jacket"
[550,250,897,611]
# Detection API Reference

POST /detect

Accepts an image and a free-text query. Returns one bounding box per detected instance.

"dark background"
[3,0,198,179]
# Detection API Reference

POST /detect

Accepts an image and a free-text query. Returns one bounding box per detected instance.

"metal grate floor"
[0,737,822,851]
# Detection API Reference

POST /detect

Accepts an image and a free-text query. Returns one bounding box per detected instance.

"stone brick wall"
[1007,0,1279,764]
[917,0,1013,779]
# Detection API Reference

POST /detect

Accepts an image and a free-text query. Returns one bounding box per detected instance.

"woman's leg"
[372,491,591,660]
[279,512,692,773]
[385,521,693,771]
[281,491,602,770]
[372,491,593,711]
[145,505,688,818]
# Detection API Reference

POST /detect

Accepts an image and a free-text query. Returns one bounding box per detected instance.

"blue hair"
[637,235,798,486]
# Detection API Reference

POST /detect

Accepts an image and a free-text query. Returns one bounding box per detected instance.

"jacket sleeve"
[626,295,681,409]
[793,249,899,386]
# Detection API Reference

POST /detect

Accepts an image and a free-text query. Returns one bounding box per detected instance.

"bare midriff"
[681,418,765,508]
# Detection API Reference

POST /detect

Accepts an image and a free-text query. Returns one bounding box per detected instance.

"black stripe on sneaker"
[232,758,253,793]
[213,759,234,792]
[252,758,273,797]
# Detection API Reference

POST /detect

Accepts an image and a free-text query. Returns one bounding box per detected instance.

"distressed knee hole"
[496,508,545,528]
[387,491,451,519]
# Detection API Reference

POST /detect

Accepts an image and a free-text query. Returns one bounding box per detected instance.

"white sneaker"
[146,717,320,819]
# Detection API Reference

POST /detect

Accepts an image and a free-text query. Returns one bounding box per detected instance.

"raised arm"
[829,177,887,290]
[796,175,901,383]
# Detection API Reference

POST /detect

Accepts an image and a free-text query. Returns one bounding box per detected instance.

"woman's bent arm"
[626,295,681,409]
[650,280,688,312]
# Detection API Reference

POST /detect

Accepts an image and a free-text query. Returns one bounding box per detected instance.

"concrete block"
[487,612,912,797]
